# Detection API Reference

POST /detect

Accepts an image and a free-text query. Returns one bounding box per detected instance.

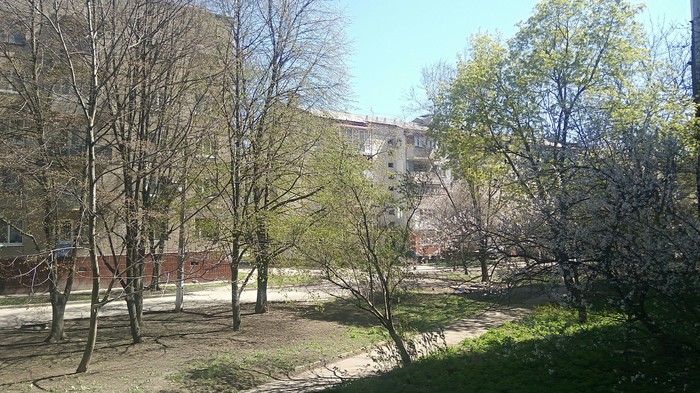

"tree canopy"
[431,0,699,346]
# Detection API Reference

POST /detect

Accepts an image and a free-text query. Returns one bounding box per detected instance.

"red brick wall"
[0,252,231,295]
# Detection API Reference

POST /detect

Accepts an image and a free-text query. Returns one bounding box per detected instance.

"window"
[56,220,79,257]
[342,127,372,154]
[59,129,85,155]
[58,220,80,242]
[8,33,25,45]
[196,218,219,240]
[409,162,430,173]
[410,134,436,149]
[1,29,25,45]
[0,220,23,245]
[0,119,27,144]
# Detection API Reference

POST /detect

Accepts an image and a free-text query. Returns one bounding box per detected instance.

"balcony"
[406,144,431,160]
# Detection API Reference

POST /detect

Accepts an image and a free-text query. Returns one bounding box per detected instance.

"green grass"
[392,292,490,332]
[326,305,700,393]
[174,292,487,392]
[293,292,491,334]
[265,271,323,287]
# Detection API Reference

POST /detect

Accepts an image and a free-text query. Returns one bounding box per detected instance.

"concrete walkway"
[0,283,340,329]
[243,306,531,393]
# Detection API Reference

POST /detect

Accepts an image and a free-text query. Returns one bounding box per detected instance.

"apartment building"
[0,0,448,294]
[329,111,451,259]
[0,4,227,294]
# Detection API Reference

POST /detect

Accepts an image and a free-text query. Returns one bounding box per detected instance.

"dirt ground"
[0,302,375,393]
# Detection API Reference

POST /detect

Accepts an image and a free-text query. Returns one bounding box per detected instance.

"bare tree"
[0,0,88,343]
[92,0,212,344]
[34,0,109,372]
[207,0,348,328]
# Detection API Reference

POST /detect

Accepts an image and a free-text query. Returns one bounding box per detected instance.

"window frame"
[0,219,23,246]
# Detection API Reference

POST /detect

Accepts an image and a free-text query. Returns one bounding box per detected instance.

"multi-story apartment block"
[0,4,227,294]
[329,112,451,259]
[0,0,449,294]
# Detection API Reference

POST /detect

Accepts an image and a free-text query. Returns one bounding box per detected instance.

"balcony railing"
[406,145,431,160]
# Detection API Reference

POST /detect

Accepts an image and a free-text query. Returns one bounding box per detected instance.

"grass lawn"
[173,292,488,392]
[326,305,700,393]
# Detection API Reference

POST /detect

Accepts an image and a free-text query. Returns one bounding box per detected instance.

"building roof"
[316,110,427,131]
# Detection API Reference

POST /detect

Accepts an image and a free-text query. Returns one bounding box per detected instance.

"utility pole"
[692,0,700,218]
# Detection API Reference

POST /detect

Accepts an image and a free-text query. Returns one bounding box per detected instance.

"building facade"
[329,112,451,259]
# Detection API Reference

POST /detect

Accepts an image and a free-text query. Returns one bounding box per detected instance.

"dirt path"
[242,307,531,393]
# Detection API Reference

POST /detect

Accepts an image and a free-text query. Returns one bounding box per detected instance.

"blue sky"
[339,0,690,121]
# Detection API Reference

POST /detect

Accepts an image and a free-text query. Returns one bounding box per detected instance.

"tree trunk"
[147,255,162,291]
[231,262,242,331]
[123,183,145,343]
[77,133,100,372]
[174,242,185,314]
[255,259,268,314]
[124,258,144,343]
[125,280,145,343]
[479,252,489,282]
[459,247,469,274]
[561,261,587,323]
[469,183,490,282]
[478,237,489,282]
[175,173,187,312]
[147,223,168,291]
[46,252,75,343]
[254,222,269,314]
[386,324,411,366]
[126,295,143,343]
[76,299,99,373]
[46,291,68,343]
[175,266,184,312]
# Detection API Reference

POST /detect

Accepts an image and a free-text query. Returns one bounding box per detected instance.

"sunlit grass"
[327,305,700,393]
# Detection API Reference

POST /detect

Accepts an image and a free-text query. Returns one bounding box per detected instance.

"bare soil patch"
[0,302,378,393]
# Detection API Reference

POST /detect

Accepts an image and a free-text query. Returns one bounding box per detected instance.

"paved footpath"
[0,283,339,329]
[243,306,531,393]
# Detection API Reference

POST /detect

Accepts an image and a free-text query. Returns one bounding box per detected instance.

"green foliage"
[431,0,698,342]
[327,306,700,393]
